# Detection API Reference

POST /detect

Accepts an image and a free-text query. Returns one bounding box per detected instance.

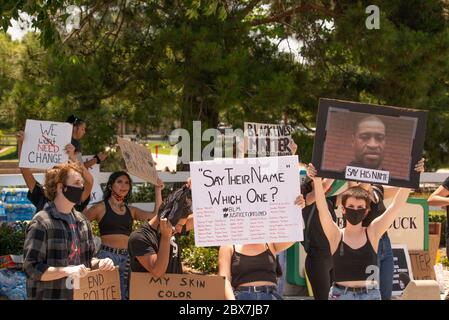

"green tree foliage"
[1,1,449,168]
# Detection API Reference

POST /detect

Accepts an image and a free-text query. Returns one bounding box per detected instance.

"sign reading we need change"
[117,137,158,185]
[19,120,73,169]
[190,156,303,247]
[244,122,294,157]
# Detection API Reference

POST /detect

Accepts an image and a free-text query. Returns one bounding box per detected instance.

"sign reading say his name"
[244,122,294,157]
[345,166,390,184]
[190,156,303,247]
[117,137,158,185]
[129,273,225,300]
[82,155,103,204]
[73,268,121,300]
[19,120,73,169]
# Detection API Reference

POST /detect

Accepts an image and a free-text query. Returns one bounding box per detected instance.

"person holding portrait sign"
[23,162,115,300]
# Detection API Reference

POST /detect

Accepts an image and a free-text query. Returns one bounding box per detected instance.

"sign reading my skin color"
[73,268,121,300]
[117,137,158,185]
[190,155,303,247]
[244,122,294,157]
[19,120,73,169]
[345,166,390,184]
[129,273,225,300]
[392,244,413,296]
[82,155,104,204]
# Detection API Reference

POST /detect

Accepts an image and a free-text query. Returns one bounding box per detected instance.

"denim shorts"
[328,285,381,300]
[96,247,130,300]
[234,286,283,300]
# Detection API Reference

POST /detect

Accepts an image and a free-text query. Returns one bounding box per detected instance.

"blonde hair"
[44,162,84,201]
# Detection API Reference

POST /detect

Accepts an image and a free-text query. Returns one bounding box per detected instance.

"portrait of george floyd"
[312,98,427,188]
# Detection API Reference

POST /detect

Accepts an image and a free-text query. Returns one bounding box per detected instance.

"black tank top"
[231,244,277,288]
[98,200,133,236]
[333,229,377,282]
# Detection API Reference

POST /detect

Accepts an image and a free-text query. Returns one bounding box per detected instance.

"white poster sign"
[19,120,73,169]
[190,155,303,247]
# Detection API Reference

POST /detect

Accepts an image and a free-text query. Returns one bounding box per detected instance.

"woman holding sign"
[83,171,164,299]
[218,194,306,300]
[17,131,94,213]
[308,163,412,300]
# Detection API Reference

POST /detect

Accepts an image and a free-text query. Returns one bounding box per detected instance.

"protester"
[83,171,164,299]
[65,115,107,168]
[128,183,193,279]
[427,175,449,258]
[218,194,306,300]
[23,162,115,300]
[17,130,93,213]
[307,163,412,300]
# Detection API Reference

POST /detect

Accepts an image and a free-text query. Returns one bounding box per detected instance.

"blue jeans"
[96,249,129,300]
[276,251,286,296]
[234,287,283,300]
[377,233,394,300]
[328,285,381,300]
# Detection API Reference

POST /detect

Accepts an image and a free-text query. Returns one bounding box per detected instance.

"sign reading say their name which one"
[190,156,303,247]
[129,273,225,300]
[117,137,158,185]
[19,120,73,169]
[244,122,294,157]
[82,155,103,204]
[73,268,121,300]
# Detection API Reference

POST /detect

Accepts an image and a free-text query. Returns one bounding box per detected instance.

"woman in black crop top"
[218,195,306,300]
[84,171,164,299]
[307,164,413,300]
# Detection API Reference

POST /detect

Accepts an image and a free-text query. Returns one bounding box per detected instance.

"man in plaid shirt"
[23,162,115,300]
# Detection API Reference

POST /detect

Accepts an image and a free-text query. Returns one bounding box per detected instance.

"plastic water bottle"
[0,201,6,223]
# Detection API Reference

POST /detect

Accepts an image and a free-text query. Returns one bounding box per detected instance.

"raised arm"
[131,179,164,221]
[309,164,341,250]
[218,245,236,300]
[369,187,411,240]
[17,131,37,192]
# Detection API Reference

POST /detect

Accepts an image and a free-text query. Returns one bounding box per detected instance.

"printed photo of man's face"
[351,116,386,169]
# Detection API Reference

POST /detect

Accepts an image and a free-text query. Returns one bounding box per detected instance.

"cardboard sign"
[244,122,294,157]
[19,120,73,169]
[73,268,121,300]
[401,280,441,300]
[409,251,436,281]
[392,244,413,296]
[82,155,104,204]
[129,273,225,300]
[117,137,158,184]
[190,156,303,247]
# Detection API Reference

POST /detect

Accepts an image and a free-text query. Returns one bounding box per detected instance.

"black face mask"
[343,207,366,225]
[62,185,84,204]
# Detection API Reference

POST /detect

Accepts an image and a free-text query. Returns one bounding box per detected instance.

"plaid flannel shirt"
[23,202,96,300]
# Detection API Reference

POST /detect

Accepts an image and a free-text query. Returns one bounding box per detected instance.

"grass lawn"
[146,141,177,156]
[0,146,18,161]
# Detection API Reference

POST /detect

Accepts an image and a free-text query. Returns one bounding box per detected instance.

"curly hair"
[44,162,84,201]
[103,171,133,203]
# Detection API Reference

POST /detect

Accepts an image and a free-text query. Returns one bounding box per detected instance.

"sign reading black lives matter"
[392,244,414,296]
[244,122,294,157]
[19,120,73,169]
[190,156,303,247]
[312,98,427,188]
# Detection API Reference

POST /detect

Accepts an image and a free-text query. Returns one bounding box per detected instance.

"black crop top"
[98,200,133,236]
[333,229,378,282]
[230,244,278,288]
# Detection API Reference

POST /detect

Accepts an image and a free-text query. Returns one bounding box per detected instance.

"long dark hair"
[103,171,133,203]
